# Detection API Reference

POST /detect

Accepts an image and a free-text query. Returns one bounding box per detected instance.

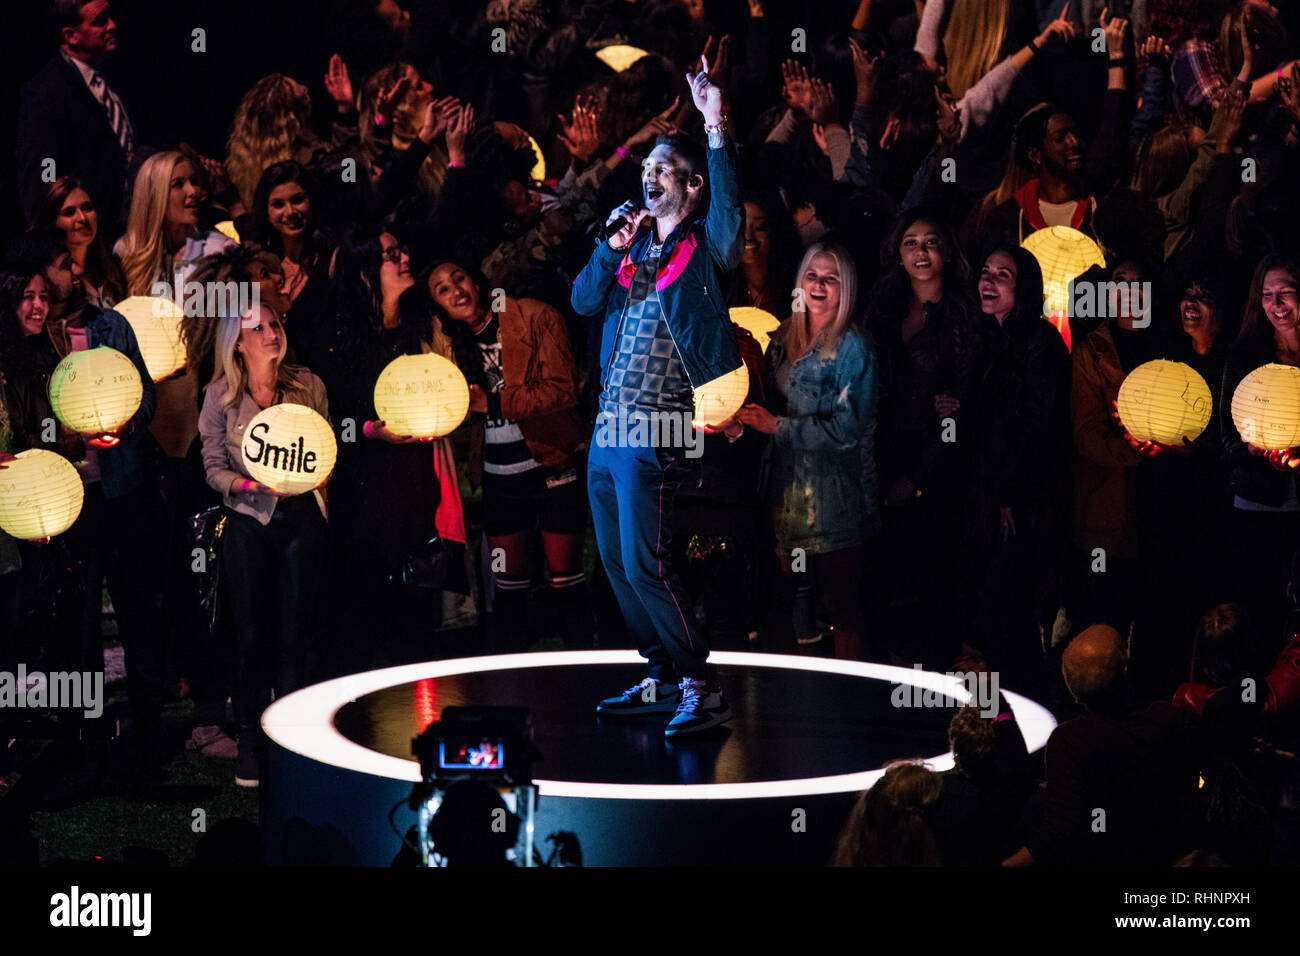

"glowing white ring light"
[262,651,1057,800]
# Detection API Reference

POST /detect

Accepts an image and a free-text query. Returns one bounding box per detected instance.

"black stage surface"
[333,662,956,787]
[262,651,1055,865]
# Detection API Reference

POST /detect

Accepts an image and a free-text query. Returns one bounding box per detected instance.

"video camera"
[411,705,539,787]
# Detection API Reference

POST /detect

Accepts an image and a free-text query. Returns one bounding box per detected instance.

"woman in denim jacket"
[738,242,878,660]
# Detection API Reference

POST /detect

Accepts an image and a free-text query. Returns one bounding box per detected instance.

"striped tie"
[89,72,134,161]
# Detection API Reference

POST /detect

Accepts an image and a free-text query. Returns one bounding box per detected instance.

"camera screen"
[438,737,505,770]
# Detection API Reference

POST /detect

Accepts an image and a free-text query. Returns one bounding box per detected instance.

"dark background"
[0,0,884,239]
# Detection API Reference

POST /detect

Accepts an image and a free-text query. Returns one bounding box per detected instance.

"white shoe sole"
[664,705,733,736]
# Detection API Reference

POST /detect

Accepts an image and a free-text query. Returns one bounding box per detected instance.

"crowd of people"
[3,0,1300,865]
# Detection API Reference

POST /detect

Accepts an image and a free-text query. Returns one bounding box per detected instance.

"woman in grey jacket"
[198,301,329,787]
[738,242,879,660]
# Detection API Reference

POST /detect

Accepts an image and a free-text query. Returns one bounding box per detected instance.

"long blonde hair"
[225,74,320,211]
[210,305,309,409]
[784,242,858,363]
[118,151,191,297]
[943,0,1013,100]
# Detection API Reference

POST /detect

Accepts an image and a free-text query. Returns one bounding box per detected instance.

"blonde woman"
[116,151,234,300]
[197,301,329,787]
[360,62,455,201]
[224,74,331,214]
[114,151,234,629]
[936,0,1016,101]
[737,242,878,660]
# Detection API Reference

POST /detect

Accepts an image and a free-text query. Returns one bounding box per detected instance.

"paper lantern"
[595,44,650,73]
[241,403,337,495]
[1231,363,1300,451]
[1117,360,1212,445]
[1021,226,1107,352]
[526,134,546,183]
[692,364,749,428]
[114,295,187,381]
[214,220,240,242]
[49,346,143,435]
[0,449,84,539]
[373,354,470,439]
[729,306,782,353]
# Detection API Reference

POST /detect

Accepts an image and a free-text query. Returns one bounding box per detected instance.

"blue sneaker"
[664,679,732,736]
[597,677,682,715]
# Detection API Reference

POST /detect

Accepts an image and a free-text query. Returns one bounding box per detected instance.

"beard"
[48,281,85,321]
[1041,154,1082,186]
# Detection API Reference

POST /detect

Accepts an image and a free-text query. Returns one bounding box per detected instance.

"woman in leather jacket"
[423,259,589,651]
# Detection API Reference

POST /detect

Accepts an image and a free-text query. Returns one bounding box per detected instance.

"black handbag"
[394,536,449,591]
[189,506,228,628]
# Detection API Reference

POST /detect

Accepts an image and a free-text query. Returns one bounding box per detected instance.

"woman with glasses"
[311,227,446,667]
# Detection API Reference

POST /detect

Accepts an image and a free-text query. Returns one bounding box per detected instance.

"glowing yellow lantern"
[692,364,749,428]
[1117,360,1212,445]
[214,220,240,242]
[1021,226,1106,352]
[49,346,142,435]
[1231,363,1300,451]
[0,449,84,539]
[241,403,336,495]
[373,354,470,439]
[595,44,650,73]
[729,306,782,353]
[114,295,187,381]
[526,134,546,183]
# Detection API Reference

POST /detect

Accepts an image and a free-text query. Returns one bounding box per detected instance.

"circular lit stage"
[262,651,1056,866]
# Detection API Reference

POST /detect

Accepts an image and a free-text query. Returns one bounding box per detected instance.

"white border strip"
[262,650,1057,800]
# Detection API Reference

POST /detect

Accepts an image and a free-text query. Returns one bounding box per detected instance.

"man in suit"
[17,0,136,237]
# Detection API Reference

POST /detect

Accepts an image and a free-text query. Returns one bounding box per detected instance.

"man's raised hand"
[687,55,725,124]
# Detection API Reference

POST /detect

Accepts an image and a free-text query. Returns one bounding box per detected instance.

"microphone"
[598,203,645,242]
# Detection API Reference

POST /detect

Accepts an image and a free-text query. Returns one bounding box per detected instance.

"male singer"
[571,57,743,736]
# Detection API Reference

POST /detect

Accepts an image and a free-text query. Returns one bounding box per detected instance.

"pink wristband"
[616,145,629,158]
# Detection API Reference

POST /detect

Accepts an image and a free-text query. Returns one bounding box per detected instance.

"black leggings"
[221,496,327,729]
[764,545,867,660]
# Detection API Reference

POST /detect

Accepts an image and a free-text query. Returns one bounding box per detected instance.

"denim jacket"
[82,305,157,499]
[571,143,744,392]
[764,322,880,553]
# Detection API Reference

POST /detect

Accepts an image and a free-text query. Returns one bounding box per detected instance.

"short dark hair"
[653,132,707,187]
[20,227,66,271]
[50,0,94,37]
[1012,102,1068,169]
